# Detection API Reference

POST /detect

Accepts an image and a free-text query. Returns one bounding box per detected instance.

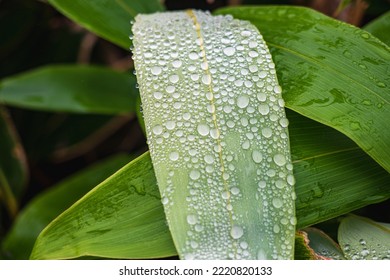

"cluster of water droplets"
[343,239,390,260]
[132,10,295,260]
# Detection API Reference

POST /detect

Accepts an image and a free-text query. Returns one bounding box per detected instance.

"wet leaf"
[215,6,390,173]
[338,215,390,260]
[364,11,390,46]
[2,154,131,259]
[301,227,345,260]
[30,153,176,260]
[47,0,164,49]
[133,11,296,260]
[0,65,137,114]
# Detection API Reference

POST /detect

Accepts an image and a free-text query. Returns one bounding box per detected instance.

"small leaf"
[0,65,137,114]
[364,11,390,46]
[302,227,345,260]
[338,215,390,260]
[133,11,296,260]
[2,154,131,259]
[215,6,390,173]
[30,153,176,260]
[47,0,164,49]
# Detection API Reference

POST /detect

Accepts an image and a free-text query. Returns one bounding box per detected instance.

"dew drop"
[230,225,244,239]
[197,123,210,136]
[237,95,250,108]
[248,50,258,58]
[189,51,199,60]
[273,154,287,166]
[279,118,289,127]
[190,170,201,180]
[252,150,263,163]
[261,127,272,138]
[166,85,175,93]
[222,191,231,199]
[223,46,236,56]
[258,181,266,188]
[273,85,282,94]
[287,175,295,186]
[210,128,220,139]
[165,120,176,130]
[272,197,283,208]
[169,74,180,83]
[187,214,198,225]
[204,155,214,164]
[257,92,267,102]
[273,224,280,233]
[259,71,267,78]
[172,60,182,68]
[169,151,179,161]
[152,125,163,135]
[153,92,163,100]
[151,66,162,75]
[161,197,169,205]
[190,241,199,249]
[202,74,212,85]
[258,104,270,115]
[231,187,240,195]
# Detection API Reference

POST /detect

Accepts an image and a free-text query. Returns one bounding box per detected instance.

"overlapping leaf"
[47,0,164,49]
[0,65,137,114]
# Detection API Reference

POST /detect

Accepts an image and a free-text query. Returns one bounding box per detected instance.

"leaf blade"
[338,215,390,260]
[0,65,137,114]
[47,0,164,49]
[364,11,390,46]
[29,153,176,260]
[133,11,296,260]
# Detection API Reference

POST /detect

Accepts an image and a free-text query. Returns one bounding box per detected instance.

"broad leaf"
[133,11,296,260]
[2,154,131,259]
[338,215,390,260]
[30,153,176,260]
[47,0,164,49]
[215,6,390,173]
[364,11,390,46]
[0,65,137,114]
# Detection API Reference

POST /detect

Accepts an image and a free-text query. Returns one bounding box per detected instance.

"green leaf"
[215,6,390,173]
[0,107,28,202]
[47,0,164,49]
[288,110,390,228]
[133,11,296,260]
[364,11,390,46]
[30,153,176,260]
[0,65,137,114]
[338,215,390,260]
[301,227,345,260]
[2,154,131,259]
